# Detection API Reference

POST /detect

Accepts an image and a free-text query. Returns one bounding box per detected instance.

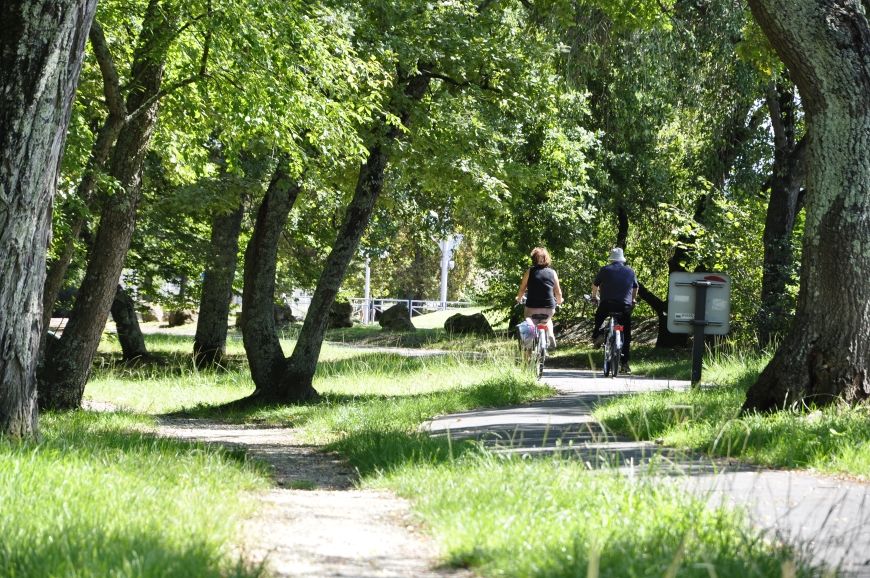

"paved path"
[424,368,870,576]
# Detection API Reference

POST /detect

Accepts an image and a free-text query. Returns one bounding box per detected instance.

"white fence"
[348,298,475,324]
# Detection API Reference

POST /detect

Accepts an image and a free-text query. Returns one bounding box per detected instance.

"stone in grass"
[167,309,194,327]
[444,312,494,337]
[328,300,354,329]
[379,303,416,331]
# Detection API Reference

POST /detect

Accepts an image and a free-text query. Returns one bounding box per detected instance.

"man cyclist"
[591,247,638,373]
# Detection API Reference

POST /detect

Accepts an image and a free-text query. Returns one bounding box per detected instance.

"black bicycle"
[585,295,625,378]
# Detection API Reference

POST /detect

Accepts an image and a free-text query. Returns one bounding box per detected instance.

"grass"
[16,331,823,577]
[380,456,813,578]
[593,345,870,478]
[0,411,268,578]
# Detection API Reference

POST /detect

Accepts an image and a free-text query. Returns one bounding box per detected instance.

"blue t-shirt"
[593,262,638,305]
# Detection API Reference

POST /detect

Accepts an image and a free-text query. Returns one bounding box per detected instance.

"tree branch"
[125,24,213,123]
[89,20,127,118]
[419,66,503,94]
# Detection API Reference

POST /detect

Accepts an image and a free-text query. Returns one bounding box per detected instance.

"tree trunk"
[757,79,806,347]
[244,73,432,403]
[42,115,125,334]
[39,0,174,410]
[194,201,246,368]
[241,162,302,395]
[110,285,148,360]
[743,0,870,411]
[0,0,97,437]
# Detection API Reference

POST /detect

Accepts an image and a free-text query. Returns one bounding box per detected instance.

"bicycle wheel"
[609,332,621,378]
[536,337,546,379]
[602,333,611,377]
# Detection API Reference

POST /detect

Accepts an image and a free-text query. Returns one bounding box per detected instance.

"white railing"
[348,298,475,324]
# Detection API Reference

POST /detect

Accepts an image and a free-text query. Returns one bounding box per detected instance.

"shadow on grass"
[1,411,267,577]
[0,530,265,578]
[30,411,258,472]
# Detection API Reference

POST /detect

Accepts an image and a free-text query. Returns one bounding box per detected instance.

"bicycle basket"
[516,320,536,349]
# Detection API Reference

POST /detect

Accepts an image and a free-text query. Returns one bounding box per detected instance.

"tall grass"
[0,412,268,578]
[381,456,813,578]
[594,344,870,478]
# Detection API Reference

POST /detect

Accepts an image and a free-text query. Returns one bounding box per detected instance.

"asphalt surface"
[424,368,870,576]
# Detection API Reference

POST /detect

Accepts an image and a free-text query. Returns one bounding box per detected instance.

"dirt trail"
[156,419,470,578]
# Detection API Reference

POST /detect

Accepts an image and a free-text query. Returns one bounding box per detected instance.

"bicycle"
[516,303,553,380]
[585,295,625,378]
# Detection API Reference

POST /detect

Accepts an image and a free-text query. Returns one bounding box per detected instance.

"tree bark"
[743,0,870,411]
[194,201,246,368]
[41,21,127,333]
[111,285,148,360]
[39,0,175,410]
[241,161,302,394]
[757,79,806,346]
[0,0,97,437]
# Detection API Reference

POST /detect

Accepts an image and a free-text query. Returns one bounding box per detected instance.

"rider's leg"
[621,306,633,363]
[591,305,607,339]
[543,319,556,347]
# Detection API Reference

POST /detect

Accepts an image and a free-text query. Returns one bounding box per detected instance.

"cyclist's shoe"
[622,363,632,374]
[592,333,605,347]
[548,335,557,349]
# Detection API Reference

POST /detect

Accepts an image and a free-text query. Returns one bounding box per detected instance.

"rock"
[167,309,194,327]
[274,303,296,326]
[379,303,415,331]
[328,300,354,329]
[140,303,164,323]
[444,312,494,337]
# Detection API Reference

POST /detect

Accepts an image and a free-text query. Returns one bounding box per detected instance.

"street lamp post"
[363,256,371,323]
[438,234,463,310]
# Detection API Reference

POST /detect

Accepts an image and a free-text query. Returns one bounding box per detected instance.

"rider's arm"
[553,272,564,305]
[631,286,638,305]
[516,270,530,303]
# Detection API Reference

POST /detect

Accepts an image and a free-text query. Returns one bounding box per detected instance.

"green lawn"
[0,411,268,578]
[593,345,870,479]
[3,333,819,577]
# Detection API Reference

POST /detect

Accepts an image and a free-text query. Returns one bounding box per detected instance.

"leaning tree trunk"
[241,162,302,394]
[743,0,870,411]
[42,116,125,334]
[757,80,806,347]
[194,201,246,368]
[240,74,432,404]
[0,0,97,437]
[111,286,148,360]
[277,74,432,400]
[39,0,174,410]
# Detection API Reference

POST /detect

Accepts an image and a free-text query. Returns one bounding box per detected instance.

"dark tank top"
[526,266,556,308]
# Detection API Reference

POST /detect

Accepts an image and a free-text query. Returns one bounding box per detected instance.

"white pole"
[439,239,449,310]
[364,257,371,323]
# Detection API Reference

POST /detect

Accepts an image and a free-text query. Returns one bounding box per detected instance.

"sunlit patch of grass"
[594,346,870,478]
[0,411,268,578]
[374,455,813,577]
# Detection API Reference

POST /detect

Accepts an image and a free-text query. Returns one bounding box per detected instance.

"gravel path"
[156,419,471,578]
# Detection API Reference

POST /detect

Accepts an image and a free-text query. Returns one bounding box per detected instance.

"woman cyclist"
[515,247,564,347]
